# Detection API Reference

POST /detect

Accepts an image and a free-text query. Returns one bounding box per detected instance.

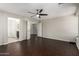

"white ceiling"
[0,3,77,19]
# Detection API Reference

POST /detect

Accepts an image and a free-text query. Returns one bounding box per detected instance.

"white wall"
[0,12,8,45]
[27,21,31,40]
[76,7,79,49]
[19,18,27,41]
[37,22,43,37]
[42,15,78,42]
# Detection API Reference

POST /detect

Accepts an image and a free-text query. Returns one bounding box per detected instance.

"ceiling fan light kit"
[27,9,48,18]
[36,14,39,17]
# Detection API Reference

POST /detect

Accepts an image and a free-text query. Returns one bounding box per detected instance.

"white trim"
[0,39,27,46]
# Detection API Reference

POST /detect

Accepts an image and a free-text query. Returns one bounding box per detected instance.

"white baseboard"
[38,36,75,42]
[0,39,27,46]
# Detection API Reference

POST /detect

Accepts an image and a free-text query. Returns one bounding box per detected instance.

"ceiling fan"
[27,9,48,18]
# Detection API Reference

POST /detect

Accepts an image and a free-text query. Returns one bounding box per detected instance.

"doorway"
[8,17,20,43]
[30,24,38,39]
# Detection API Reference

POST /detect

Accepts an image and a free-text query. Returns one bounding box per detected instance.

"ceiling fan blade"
[31,14,36,17]
[58,3,64,5]
[39,9,43,13]
[39,14,48,16]
[27,11,35,14]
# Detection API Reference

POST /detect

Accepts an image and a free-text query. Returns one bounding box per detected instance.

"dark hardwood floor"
[0,35,79,56]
